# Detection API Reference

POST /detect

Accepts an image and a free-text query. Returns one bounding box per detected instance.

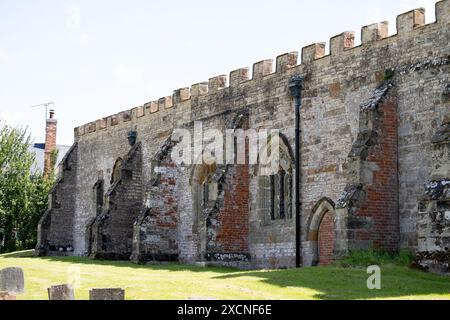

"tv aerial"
[30,102,55,122]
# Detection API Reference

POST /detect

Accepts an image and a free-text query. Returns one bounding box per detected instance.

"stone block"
[122,110,132,122]
[301,43,325,63]
[136,106,145,118]
[47,284,75,300]
[173,88,190,103]
[89,288,125,300]
[397,8,425,34]
[252,59,273,79]
[330,31,355,56]
[158,96,173,110]
[230,68,249,86]
[110,115,119,126]
[362,22,389,44]
[96,118,107,130]
[276,52,298,73]
[145,101,159,114]
[437,0,450,24]
[0,267,24,295]
[208,75,227,93]
[191,82,209,97]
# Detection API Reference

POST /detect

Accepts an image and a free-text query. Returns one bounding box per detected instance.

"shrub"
[334,249,415,268]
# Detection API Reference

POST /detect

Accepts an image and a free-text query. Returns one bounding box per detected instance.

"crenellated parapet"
[361,22,389,44]
[397,8,426,34]
[73,0,450,141]
[43,0,450,269]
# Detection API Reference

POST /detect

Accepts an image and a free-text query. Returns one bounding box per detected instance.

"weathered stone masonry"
[415,111,450,273]
[334,82,400,256]
[90,141,143,260]
[37,1,450,271]
[37,143,78,255]
[131,138,179,263]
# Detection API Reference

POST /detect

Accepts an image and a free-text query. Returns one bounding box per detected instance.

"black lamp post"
[288,75,304,268]
[128,131,137,146]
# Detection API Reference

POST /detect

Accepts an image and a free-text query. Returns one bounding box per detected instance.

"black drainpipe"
[288,75,304,268]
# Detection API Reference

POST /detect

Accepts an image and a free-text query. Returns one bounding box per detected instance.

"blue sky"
[0,0,437,145]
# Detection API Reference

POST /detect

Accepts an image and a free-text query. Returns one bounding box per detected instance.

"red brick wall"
[216,163,250,253]
[214,119,251,256]
[143,160,178,257]
[318,211,335,265]
[355,96,400,251]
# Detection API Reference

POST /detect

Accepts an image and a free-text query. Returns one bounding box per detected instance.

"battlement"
[74,0,449,140]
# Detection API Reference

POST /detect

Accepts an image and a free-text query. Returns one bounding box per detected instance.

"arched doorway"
[305,198,336,266]
[318,210,335,265]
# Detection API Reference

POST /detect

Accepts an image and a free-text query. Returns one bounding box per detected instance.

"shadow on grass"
[212,265,450,300]
[0,250,240,275]
[30,256,450,300]
[0,250,36,258]
[3,251,450,300]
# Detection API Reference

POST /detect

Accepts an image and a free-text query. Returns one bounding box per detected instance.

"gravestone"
[0,292,16,300]
[47,284,75,300]
[0,267,25,300]
[89,288,125,300]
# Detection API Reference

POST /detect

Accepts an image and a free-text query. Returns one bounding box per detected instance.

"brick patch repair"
[37,1,450,273]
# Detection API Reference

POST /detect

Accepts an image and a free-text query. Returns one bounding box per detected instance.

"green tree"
[0,123,54,253]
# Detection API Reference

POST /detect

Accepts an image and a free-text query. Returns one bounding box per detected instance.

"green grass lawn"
[1,250,449,300]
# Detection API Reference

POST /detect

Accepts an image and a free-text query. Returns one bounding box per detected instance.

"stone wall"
[38,1,450,270]
[36,143,78,255]
[204,163,251,268]
[90,142,143,260]
[415,112,450,274]
[131,139,179,262]
[335,83,400,251]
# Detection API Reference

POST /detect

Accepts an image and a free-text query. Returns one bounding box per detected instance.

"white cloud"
[112,64,144,86]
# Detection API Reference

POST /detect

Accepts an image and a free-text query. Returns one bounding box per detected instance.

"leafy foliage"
[334,249,415,268]
[0,123,54,253]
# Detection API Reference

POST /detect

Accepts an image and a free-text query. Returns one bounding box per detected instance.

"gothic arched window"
[191,151,219,212]
[258,134,294,222]
[111,158,123,184]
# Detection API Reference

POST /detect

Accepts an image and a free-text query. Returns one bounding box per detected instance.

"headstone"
[47,284,75,300]
[0,267,25,298]
[89,288,125,300]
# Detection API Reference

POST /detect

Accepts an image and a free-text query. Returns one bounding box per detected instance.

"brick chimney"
[44,109,57,177]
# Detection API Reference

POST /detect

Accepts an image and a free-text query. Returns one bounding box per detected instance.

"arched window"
[93,178,104,216]
[258,133,294,222]
[190,151,219,261]
[192,159,218,210]
[111,158,123,184]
